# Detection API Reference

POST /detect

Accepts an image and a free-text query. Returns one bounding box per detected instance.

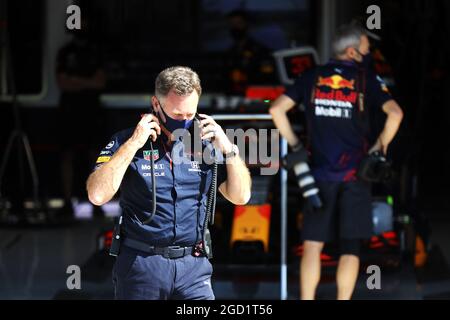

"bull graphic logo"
[317,75,355,90]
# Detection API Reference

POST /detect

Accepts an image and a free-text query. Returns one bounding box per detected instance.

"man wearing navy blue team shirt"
[86,66,251,300]
[270,25,403,300]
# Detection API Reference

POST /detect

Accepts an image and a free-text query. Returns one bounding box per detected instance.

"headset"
[110,110,217,258]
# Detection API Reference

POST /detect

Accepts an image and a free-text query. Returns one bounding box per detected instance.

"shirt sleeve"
[93,134,121,171]
[217,162,228,188]
[284,73,306,104]
[366,71,393,110]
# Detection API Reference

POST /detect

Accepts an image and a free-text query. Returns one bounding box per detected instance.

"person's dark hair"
[155,66,202,100]
[226,9,250,21]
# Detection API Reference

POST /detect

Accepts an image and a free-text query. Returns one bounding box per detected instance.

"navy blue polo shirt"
[94,128,227,247]
[285,59,392,182]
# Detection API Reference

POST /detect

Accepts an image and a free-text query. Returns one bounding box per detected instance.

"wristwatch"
[224,144,239,159]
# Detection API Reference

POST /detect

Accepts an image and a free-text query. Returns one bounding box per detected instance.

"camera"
[282,145,323,209]
[357,151,392,183]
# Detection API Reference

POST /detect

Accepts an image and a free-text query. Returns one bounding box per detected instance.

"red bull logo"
[315,89,357,103]
[317,75,355,90]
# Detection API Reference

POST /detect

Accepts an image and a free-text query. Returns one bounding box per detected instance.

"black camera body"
[357,151,392,183]
[282,146,323,209]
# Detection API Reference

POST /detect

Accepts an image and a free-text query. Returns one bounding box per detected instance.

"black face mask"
[355,49,373,68]
[158,102,193,133]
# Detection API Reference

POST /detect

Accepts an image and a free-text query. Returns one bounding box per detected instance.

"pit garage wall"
[0,0,72,107]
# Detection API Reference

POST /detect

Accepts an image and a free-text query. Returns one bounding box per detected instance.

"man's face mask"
[158,101,193,133]
[355,49,373,68]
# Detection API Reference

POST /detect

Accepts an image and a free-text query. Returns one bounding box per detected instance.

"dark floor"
[1,205,450,300]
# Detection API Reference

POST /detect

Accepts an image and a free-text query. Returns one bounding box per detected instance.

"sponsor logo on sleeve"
[105,141,115,149]
[96,156,111,164]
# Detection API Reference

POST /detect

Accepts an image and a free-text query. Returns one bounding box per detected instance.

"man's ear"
[151,96,166,123]
[151,96,159,110]
[346,47,356,59]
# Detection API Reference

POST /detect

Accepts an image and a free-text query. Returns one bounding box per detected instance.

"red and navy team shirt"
[284,59,392,182]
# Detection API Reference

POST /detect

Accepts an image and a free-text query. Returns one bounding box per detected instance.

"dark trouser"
[112,246,214,300]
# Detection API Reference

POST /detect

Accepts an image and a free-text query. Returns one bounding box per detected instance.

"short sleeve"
[217,162,228,188]
[93,135,121,171]
[284,73,307,104]
[366,72,393,109]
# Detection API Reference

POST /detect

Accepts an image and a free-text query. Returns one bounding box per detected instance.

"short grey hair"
[155,66,202,100]
[332,24,366,57]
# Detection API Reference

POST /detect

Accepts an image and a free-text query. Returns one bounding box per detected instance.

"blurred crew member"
[270,25,403,300]
[225,9,276,95]
[56,21,105,217]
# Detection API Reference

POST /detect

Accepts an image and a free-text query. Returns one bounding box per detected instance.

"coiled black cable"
[142,140,157,224]
[202,149,218,258]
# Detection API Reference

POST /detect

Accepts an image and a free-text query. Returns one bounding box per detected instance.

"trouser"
[112,245,214,300]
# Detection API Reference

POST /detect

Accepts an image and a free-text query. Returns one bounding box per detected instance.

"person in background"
[225,9,276,95]
[270,24,403,300]
[56,18,106,218]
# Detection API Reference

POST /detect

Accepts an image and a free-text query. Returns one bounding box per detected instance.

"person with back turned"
[270,25,403,300]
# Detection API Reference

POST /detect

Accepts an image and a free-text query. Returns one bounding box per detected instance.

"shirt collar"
[328,58,358,68]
